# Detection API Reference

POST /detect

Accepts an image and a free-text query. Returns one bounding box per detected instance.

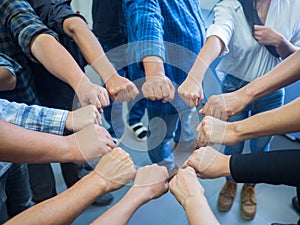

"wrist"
[238,86,254,106]
[65,112,73,131]
[127,186,151,205]
[183,193,207,209]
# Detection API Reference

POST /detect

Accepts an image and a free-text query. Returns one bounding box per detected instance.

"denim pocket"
[222,74,248,93]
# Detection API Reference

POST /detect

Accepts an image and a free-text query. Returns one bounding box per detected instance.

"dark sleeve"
[27,0,86,35]
[230,150,300,187]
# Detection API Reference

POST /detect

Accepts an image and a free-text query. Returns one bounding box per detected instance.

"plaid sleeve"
[0,99,68,135]
[28,0,87,36]
[0,53,21,77]
[1,0,59,62]
[124,0,165,62]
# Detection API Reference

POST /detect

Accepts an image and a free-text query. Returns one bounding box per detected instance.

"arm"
[0,67,16,91]
[197,97,300,147]
[178,36,224,107]
[91,164,169,225]
[253,25,297,59]
[30,33,109,111]
[4,1,109,111]
[201,49,300,120]
[184,147,300,187]
[169,167,220,225]
[0,121,114,164]
[28,0,138,101]
[63,17,138,102]
[124,0,174,102]
[5,148,136,225]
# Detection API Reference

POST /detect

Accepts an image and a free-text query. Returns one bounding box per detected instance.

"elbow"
[6,77,16,90]
[63,17,87,39]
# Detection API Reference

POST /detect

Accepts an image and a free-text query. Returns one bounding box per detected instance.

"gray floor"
[52,125,300,225]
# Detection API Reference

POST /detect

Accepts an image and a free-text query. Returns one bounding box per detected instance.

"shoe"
[112,138,119,146]
[218,180,237,212]
[292,196,300,214]
[241,184,256,220]
[128,122,147,141]
[92,193,114,206]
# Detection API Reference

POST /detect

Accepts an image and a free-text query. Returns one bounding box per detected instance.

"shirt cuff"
[135,40,165,62]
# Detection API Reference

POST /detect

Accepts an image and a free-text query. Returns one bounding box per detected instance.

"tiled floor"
[52,125,300,225]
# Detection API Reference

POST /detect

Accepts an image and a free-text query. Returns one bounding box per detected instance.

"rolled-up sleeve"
[1,0,58,62]
[206,2,235,55]
[0,99,68,135]
[28,0,86,36]
[124,0,165,62]
[0,54,21,78]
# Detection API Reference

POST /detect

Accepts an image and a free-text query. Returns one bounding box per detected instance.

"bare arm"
[30,33,109,111]
[91,164,169,225]
[5,148,136,225]
[169,167,220,225]
[63,17,138,101]
[0,67,16,91]
[178,35,224,107]
[201,50,300,120]
[197,98,300,147]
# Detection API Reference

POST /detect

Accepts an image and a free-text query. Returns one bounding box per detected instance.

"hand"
[94,147,136,192]
[132,164,169,203]
[75,78,110,113]
[183,147,230,179]
[70,124,115,162]
[142,75,175,103]
[253,25,284,47]
[65,105,102,132]
[105,74,139,102]
[196,116,238,147]
[169,167,205,207]
[178,75,204,107]
[200,91,249,121]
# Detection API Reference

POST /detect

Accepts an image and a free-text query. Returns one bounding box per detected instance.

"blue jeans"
[222,74,284,180]
[0,163,32,223]
[147,104,196,171]
[99,39,146,138]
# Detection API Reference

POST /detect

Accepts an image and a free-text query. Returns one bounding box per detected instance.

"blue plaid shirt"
[0,97,68,176]
[0,98,68,135]
[124,0,206,113]
[0,0,58,105]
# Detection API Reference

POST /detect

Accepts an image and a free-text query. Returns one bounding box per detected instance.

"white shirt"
[206,0,300,82]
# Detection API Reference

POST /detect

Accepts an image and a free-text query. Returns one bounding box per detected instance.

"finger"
[148,87,157,101]
[95,112,102,126]
[168,81,175,101]
[128,84,139,100]
[99,88,110,107]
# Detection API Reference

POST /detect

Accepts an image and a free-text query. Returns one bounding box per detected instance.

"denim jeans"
[0,163,32,223]
[222,74,284,180]
[147,103,196,171]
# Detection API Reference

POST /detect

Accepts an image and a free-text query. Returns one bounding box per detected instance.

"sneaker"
[241,184,257,220]
[92,193,114,206]
[128,122,147,141]
[218,180,237,212]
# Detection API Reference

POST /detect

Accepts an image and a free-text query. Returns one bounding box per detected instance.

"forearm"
[143,56,165,77]
[231,98,300,141]
[0,120,75,163]
[91,187,147,225]
[188,36,224,83]
[275,35,298,59]
[239,50,300,102]
[184,195,220,225]
[5,171,107,225]
[230,150,300,187]
[31,33,87,90]
[63,17,117,83]
[0,67,16,91]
